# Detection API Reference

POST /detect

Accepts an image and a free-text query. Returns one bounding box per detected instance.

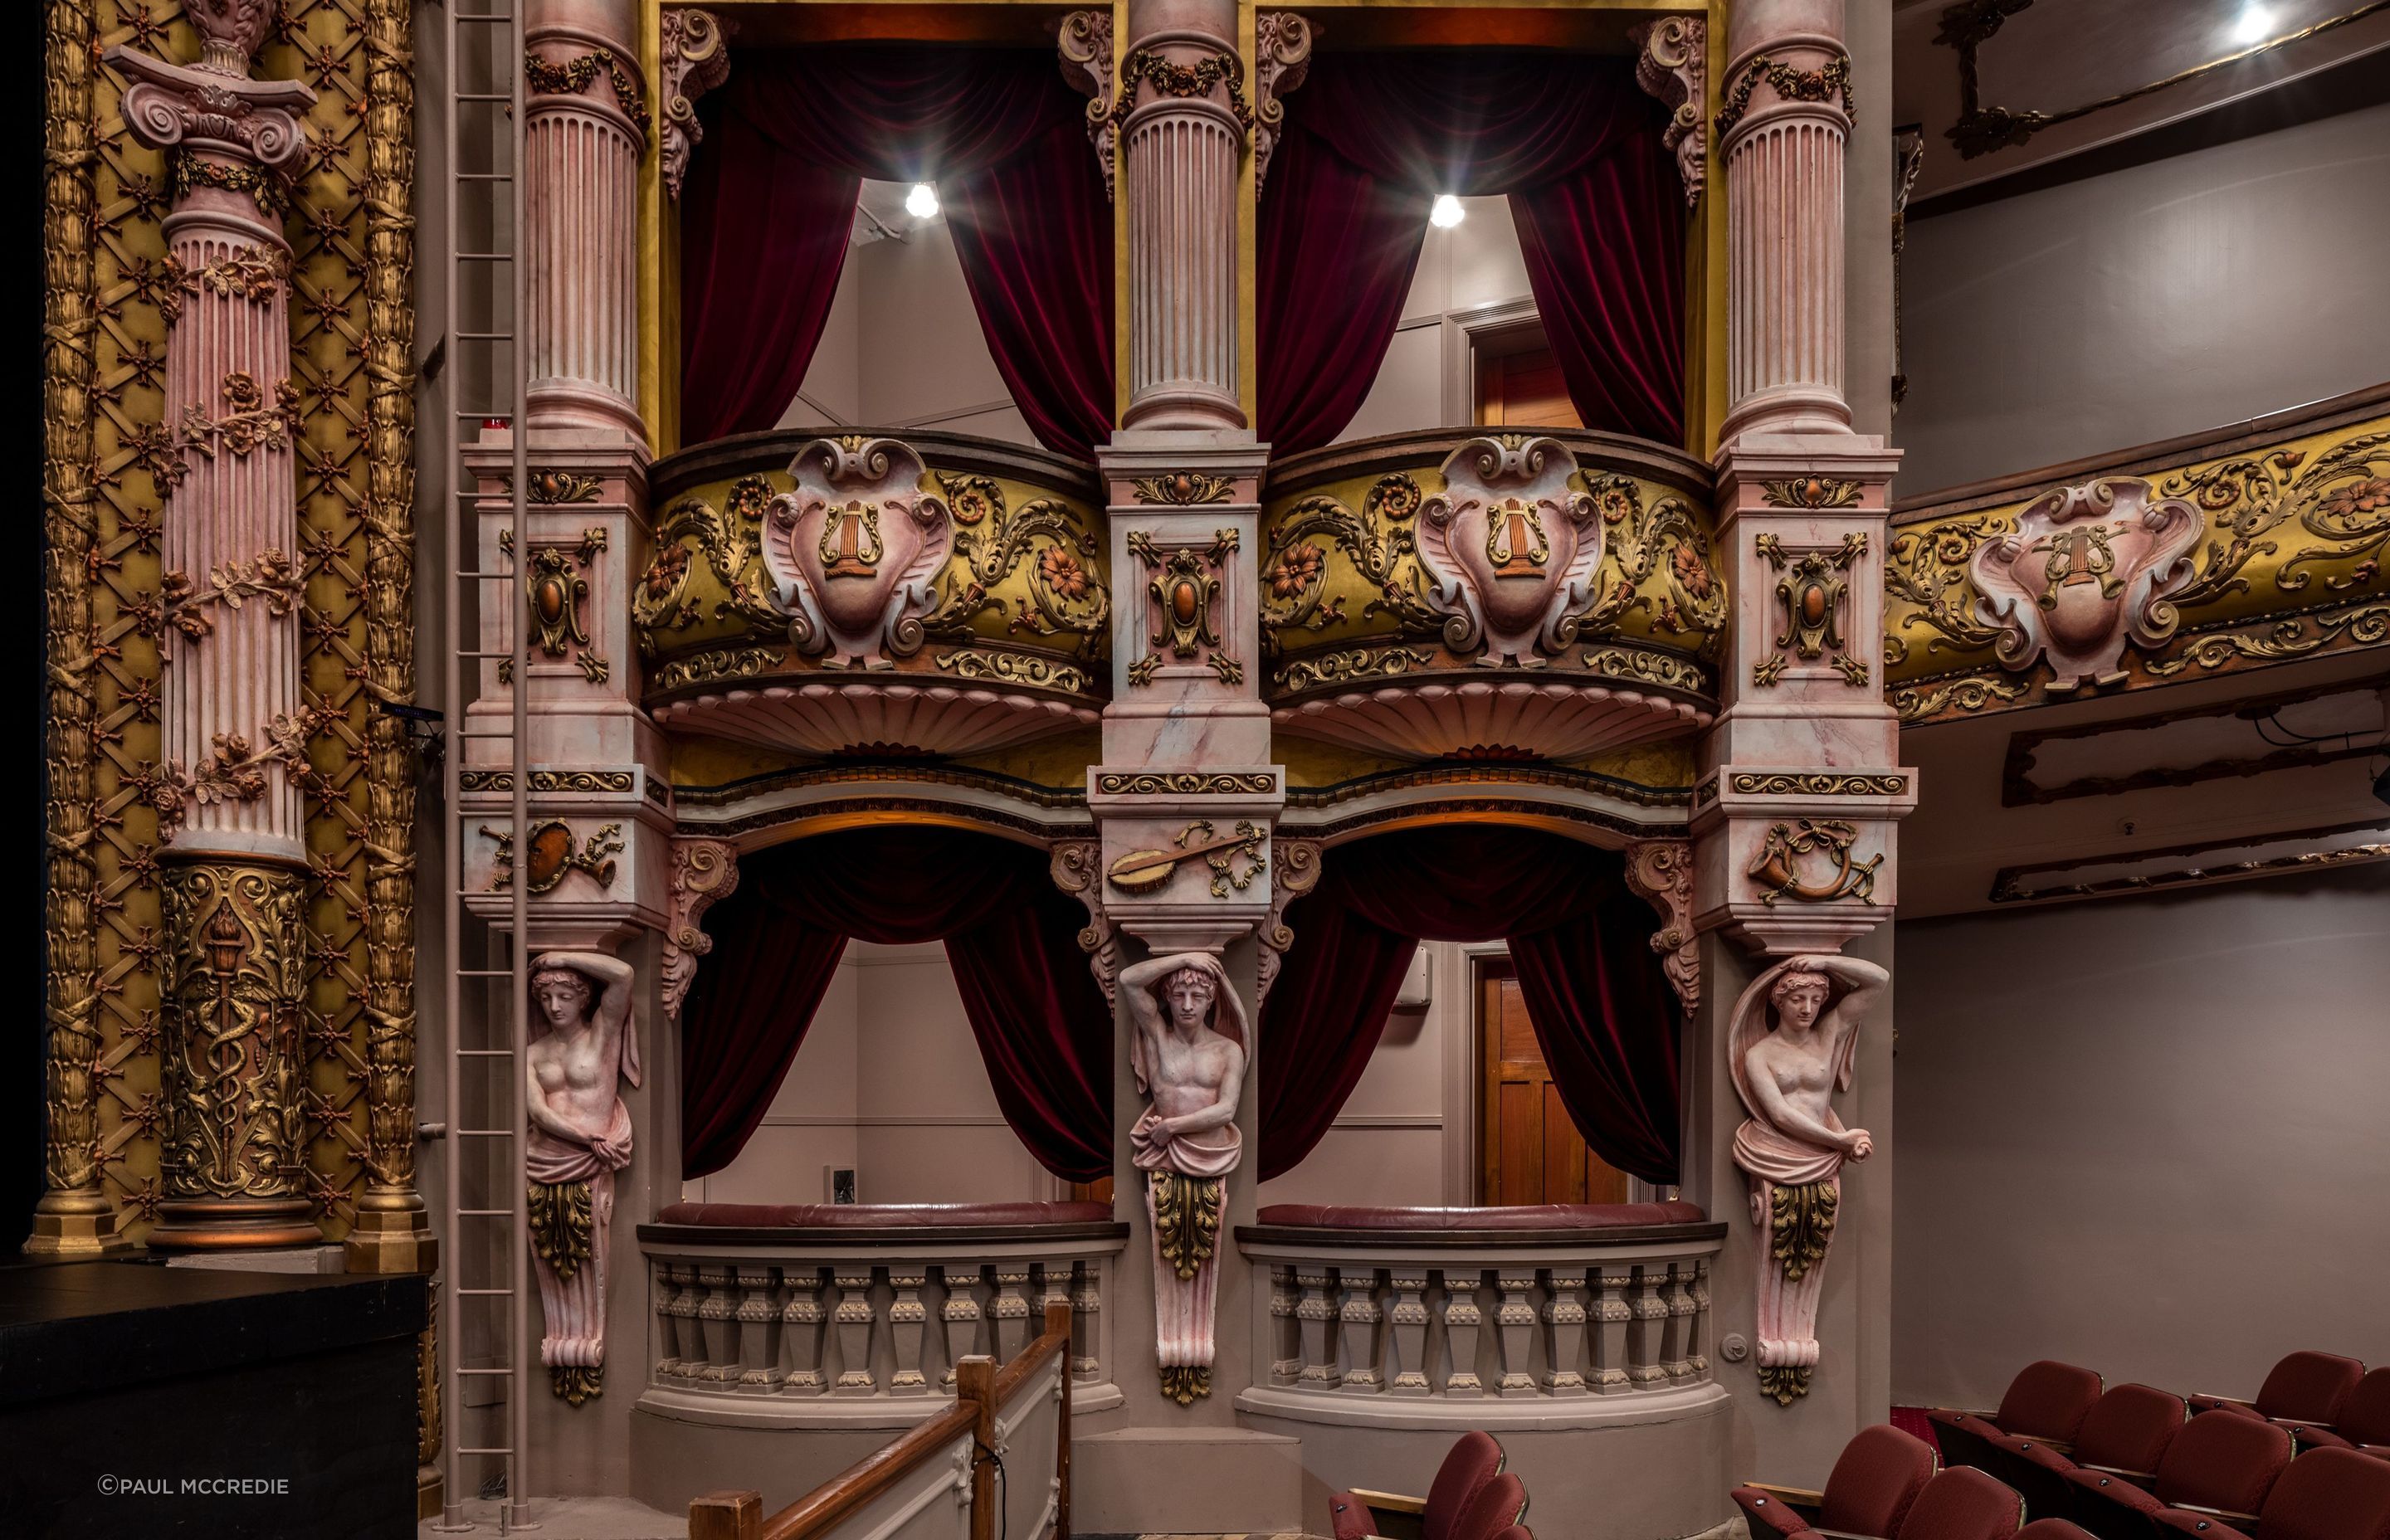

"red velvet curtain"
[679,828,1112,1182]
[1257,826,1680,1185]
[1257,51,1685,455]
[680,47,1114,455]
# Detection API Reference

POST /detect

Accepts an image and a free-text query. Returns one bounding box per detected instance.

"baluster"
[1387,1273,1431,1396]
[1686,1259,1712,1380]
[1630,1265,1671,1386]
[889,1269,929,1395]
[1595,1269,1633,1394]
[993,1265,1032,1362]
[1071,1260,1101,1383]
[1268,1265,1301,1386]
[1541,1268,1588,1397]
[698,1265,740,1386]
[1495,1271,1539,1397]
[667,1265,708,1383]
[655,1262,688,1380]
[736,1267,785,1395]
[1339,1266,1383,1393]
[832,1268,879,1395]
[1663,1261,1695,1383]
[1443,1268,1485,1396]
[1295,1266,1337,1389]
[783,1265,827,1396]
[940,1262,985,1391]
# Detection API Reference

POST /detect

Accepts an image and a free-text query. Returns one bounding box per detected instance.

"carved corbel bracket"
[1622,840,1699,1019]
[1256,836,1322,1008]
[1049,839,1119,1007]
[661,839,740,1026]
[1059,10,1119,201]
[661,9,735,201]
[1631,17,1707,208]
[1252,13,1318,197]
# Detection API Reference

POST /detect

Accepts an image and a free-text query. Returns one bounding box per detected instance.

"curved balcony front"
[639,430,1111,761]
[1260,431,1724,764]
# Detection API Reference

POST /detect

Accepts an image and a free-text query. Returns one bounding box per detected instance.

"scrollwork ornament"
[1623,840,1699,1019]
[1632,17,1708,207]
[158,863,308,1206]
[1252,13,1318,197]
[920,473,1111,654]
[1048,840,1118,1007]
[660,9,734,200]
[1261,475,1438,650]
[1748,820,1882,907]
[1058,11,1119,199]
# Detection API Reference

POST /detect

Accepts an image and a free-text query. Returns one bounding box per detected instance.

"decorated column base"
[1148,1169,1227,1404]
[1752,1175,1837,1405]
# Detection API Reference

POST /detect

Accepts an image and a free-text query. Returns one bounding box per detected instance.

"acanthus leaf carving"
[1631,17,1707,208]
[1058,10,1118,201]
[661,840,740,1026]
[1252,13,1318,197]
[762,437,953,669]
[1968,476,2202,692]
[1622,840,1699,1020]
[1256,837,1322,1009]
[1417,435,1603,665]
[660,9,734,201]
[1049,840,1118,1007]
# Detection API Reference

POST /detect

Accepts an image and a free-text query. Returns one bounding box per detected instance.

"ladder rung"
[455,970,517,980]
[457,1048,515,1056]
[456,729,522,740]
[456,1447,516,1456]
[456,1289,517,1298]
[456,93,515,104]
[459,1209,514,1217]
[455,185,515,192]
[455,331,514,341]
[456,1129,517,1138]
[459,651,519,660]
[457,1367,520,1377]
[458,573,522,581]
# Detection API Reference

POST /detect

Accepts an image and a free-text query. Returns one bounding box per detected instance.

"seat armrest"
[2079,1464,2156,1484]
[1349,1489,1427,1516]
[1811,1528,1877,1540]
[2169,1503,2261,1525]
[2190,1393,2256,1410]
[1742,1482,1826,1513]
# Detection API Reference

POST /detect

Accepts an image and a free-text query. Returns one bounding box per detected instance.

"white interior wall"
[1890,861,2390,1411]
[1335,197,1537,443]
[1895,103,2390,495]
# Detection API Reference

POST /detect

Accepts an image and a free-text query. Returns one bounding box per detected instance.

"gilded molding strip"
[461,770,638,795]
[1729,772,1909,797]
[1098,772,1277,796]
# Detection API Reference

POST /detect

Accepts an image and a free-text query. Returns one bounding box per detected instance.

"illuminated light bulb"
[1430,193,1466,229]
[905,183,940,220]
[2231,5,2274,44]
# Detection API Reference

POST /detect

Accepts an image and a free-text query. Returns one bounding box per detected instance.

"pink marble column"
[108,4,321,1250]
[1719,0,1856,443]
[525,0,648,438]
[1119,0,1249,431]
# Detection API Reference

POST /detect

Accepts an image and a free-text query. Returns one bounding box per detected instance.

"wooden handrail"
[695,1299,1075,1540]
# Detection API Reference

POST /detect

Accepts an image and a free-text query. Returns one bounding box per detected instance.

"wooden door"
[1479,960,1627,1206]
[1475,344,1584,429]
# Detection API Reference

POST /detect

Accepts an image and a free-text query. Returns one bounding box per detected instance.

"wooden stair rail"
[694,1299,1075,1540]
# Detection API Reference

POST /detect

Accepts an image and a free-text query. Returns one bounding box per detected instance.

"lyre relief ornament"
[1416,435,1604,665]
[1123,952,1250,1405]
[524,951,641,1405]
[761,436,953,667]
[1727,953,1887,1406]
[1968,476,2201,692]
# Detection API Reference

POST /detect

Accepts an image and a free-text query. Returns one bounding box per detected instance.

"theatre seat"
[2065,1412,2290,1540]
[2149,1447,2390,1540]
[1992,1384,2188,1520]
[1734,1424,1940,1538]
[2017,1524,2098,1540]
[1329,1430,1506,1540]
[2191,1352,2365,1429]
[1932,1362,2105,1473]
[1445,1472,1528,1540]
[2293,1367,2390,1459]
[1897,1468,2027,1540]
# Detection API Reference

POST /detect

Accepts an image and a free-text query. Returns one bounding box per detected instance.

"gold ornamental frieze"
[1258,431,1725,707]
[1887,397,2390,724]
[636,433,1113,710]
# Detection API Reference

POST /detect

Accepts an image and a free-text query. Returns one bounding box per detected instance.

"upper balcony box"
[637,430,1110,759]
[1260,429,1724,762]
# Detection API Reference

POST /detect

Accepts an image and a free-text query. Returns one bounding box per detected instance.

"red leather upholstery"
[1254,1202,1708,1229]
[2016,1523,2097,1540]
[1895,1468,2026,1540]
[1485,1526,1532,1540]
[1733,1425,1940,1540]
[1999,1362,2107,1444]
[1446,1472,1528,1540]
[1993,1385,2187,1520]
[653,1201,1114,1227]
[2296,1367,2390,1455]
[2066,1412,2290,1538]
[2156,1448,2390,1540]
[2193,1352,2365,1426]
[1425,1431,1508,1540]
[1329,1491,1373,1540]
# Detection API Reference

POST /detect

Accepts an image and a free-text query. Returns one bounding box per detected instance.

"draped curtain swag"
[1258,51,1685,455]
[679,827,1113,1182]
[1258,826,1680,1185]
[680,46,1115,456]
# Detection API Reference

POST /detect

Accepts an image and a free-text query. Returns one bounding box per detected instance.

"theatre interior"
[15,0,2390,1538]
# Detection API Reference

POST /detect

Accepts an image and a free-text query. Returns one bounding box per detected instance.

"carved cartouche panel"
[763,436,954,669]
[1258,429,1724,702]
[1885,405,2390,723]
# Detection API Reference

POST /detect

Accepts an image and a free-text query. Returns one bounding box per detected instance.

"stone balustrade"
[635,1203,1129,1426]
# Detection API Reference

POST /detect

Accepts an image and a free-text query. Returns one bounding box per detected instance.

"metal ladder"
[437,0,533,1528]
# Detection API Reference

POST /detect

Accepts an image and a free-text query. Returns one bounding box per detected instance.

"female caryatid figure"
[523,950,639,1405]
[1728,953,1887,1405]
[1122,952,1249,1406]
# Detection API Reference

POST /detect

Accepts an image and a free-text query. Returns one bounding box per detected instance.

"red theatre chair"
[2191,1352,2365,1430]
[2065,1411,2292,1540]
[2293,1367,2390,1460]
[1992,1384,2189,1521]
[1894,1467,2028,1540]
[1932,1362,2107,1474]
[2017,1525,2099,1540]
[2151,1446,2390,1540]
[1734,1424,1941,1538]
[1329,1430,1505,1540]
[1441,1472,1528,1540]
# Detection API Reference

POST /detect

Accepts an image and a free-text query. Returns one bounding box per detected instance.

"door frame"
[1458,944,1653,1207]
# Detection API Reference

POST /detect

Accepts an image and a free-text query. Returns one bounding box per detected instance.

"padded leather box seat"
[654,1201,1115,1228]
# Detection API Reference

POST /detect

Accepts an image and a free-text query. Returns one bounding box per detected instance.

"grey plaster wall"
[1891,861,2390,1412]
[1894,103,2390,495]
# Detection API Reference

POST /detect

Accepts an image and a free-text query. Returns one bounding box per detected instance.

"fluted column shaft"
[1719,0,1855,443]
[108,19,323,1250]
[526,1,648,437]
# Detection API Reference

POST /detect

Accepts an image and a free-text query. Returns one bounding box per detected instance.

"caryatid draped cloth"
[1727,953,1885,1406]
[1124,953,1250,1406]
[524,951,641,1406]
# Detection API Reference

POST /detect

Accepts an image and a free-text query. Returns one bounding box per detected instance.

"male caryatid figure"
[1123,952,1249,1406]
[524,950,640,1405]
[1728,953,1887,1405]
